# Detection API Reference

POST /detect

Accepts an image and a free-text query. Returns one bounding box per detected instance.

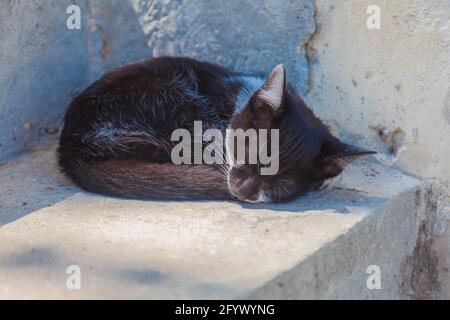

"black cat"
[58,57,375,203]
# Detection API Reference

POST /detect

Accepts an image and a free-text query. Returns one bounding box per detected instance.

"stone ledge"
[0,145,433,299]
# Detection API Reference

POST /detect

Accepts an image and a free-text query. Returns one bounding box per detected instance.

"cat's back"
[77,57,232,101]
[61,57,235,138]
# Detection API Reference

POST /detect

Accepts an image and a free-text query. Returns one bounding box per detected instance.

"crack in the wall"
[85,0,109,81]
[303,1,319,96]
[84,0,149,82]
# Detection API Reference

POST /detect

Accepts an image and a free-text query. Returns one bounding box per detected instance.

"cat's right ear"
[253,64,288,112]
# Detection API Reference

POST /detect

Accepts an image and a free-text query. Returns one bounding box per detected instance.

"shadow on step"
[240,188,387,213]
[0,145,79,227]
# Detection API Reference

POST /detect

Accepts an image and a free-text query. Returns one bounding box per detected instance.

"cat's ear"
[319,137,376,178]
[255,64,288,111]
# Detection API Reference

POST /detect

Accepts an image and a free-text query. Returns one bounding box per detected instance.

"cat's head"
[226,65,376,203]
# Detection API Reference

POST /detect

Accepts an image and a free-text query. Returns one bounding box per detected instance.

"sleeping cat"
[58,57,375,203]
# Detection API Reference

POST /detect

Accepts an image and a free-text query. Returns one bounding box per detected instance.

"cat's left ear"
[320,137,376,177]
[255,64,288,111]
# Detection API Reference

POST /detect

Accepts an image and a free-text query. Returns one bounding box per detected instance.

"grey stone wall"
[0,0,149,162]
[131,0,315,94]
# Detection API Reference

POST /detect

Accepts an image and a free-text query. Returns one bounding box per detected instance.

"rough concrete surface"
[0,144,436,299]
[0,141,78,227]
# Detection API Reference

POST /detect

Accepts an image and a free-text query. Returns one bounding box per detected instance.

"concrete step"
[0,144,435,299]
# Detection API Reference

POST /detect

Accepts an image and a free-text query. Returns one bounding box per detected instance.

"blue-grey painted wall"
[0,0,149,162]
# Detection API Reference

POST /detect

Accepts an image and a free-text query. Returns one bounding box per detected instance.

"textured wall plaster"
[131,0,316,95]
[0,0,90,162]
[0,0,148,162]
[305,0,450,190]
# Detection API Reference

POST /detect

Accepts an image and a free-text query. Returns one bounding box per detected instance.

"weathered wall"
[0,0,88,162]
[131,0,316,95]
[306,1,450,188]
[0,0,149,162]
[305,0,450,298]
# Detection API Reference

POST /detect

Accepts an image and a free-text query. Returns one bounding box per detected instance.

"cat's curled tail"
[59,159,233,201]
